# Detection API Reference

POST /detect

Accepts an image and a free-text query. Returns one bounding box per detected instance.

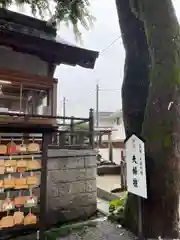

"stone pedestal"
[46,149,97,226]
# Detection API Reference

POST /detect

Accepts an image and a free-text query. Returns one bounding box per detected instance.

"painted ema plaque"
[125,134,147,199]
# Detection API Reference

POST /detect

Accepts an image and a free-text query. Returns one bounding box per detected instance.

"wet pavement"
[13,217,135,240]
[49,219,135,240]
[14,219,134,240]
[97,175,121,194]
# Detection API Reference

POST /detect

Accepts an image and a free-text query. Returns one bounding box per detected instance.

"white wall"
[98,114,126,142]
[111,123,126,141]
[99,122,125,142]
[98,118,112,127]
[97,114,125,163]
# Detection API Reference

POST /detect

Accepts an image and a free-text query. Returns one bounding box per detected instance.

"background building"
[95,110,125,164]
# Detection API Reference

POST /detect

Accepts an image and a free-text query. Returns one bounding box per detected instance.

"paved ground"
[97,175,124,199]
[13,218,134,240]
[97,198,109,215]
[97,175,121,193]
[55,220,135,240]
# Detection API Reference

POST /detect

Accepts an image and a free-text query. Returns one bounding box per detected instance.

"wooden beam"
[2,81,51,90]
[0,68,56,88]
[0,95,25,100]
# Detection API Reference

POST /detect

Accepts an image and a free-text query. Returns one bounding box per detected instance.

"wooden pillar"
[52,81,57,116]
[108,132,113,162]
[89,108,94,149]
[99,134,102,147]
[70,116,74,145]
[51,81,58,144]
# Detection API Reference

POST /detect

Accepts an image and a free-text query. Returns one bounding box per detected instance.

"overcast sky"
[11,0,180,118]
[10,0,122,117]
[55,0,124,117]
[55,0,180,117]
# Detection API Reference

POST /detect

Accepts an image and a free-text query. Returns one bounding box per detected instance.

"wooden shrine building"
[0,8,99,116]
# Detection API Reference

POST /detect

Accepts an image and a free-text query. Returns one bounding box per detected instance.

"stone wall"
[46,149,97,226]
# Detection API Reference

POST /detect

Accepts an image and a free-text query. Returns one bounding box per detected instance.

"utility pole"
[96,84,99,127]
[96,84,99,150]
[63,97,66,124]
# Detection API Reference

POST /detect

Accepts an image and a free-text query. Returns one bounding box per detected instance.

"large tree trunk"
[138,0,180,238]
[116,0,180,237]
[115,0,150,137]
[115,0,150,234]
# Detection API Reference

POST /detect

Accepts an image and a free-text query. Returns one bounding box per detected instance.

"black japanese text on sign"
[132,155,138,188]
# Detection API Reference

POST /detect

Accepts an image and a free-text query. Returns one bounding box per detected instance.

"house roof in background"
[94,110,122,120]
[109,110,123,120]
[94,111,114,119]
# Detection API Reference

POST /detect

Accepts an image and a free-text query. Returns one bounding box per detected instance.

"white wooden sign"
[125,134,147,199]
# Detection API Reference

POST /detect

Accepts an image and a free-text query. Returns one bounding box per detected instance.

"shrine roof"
[0,8,99,69]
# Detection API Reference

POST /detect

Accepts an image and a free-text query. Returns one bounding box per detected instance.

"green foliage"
[109,192,127,213]
[108,192,127,222]
[0,0,95,41]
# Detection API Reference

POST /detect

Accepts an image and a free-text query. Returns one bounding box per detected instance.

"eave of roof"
[0,8,99,69]
[0,8,56,35]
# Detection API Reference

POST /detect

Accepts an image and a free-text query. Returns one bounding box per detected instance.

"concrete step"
[97,187,119,201]
[97,175,121,202]
[97,198,110,215]
[97,165,120,175]
[97,175,121,193]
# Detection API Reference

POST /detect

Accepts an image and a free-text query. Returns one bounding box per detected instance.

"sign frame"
[125,134,147,199]
[124,134,147,240]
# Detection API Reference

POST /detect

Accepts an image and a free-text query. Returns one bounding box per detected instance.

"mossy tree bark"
[139,0,180,238]
[117,0,180,238]
[115,0,150,234]
[115,0,150,137]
